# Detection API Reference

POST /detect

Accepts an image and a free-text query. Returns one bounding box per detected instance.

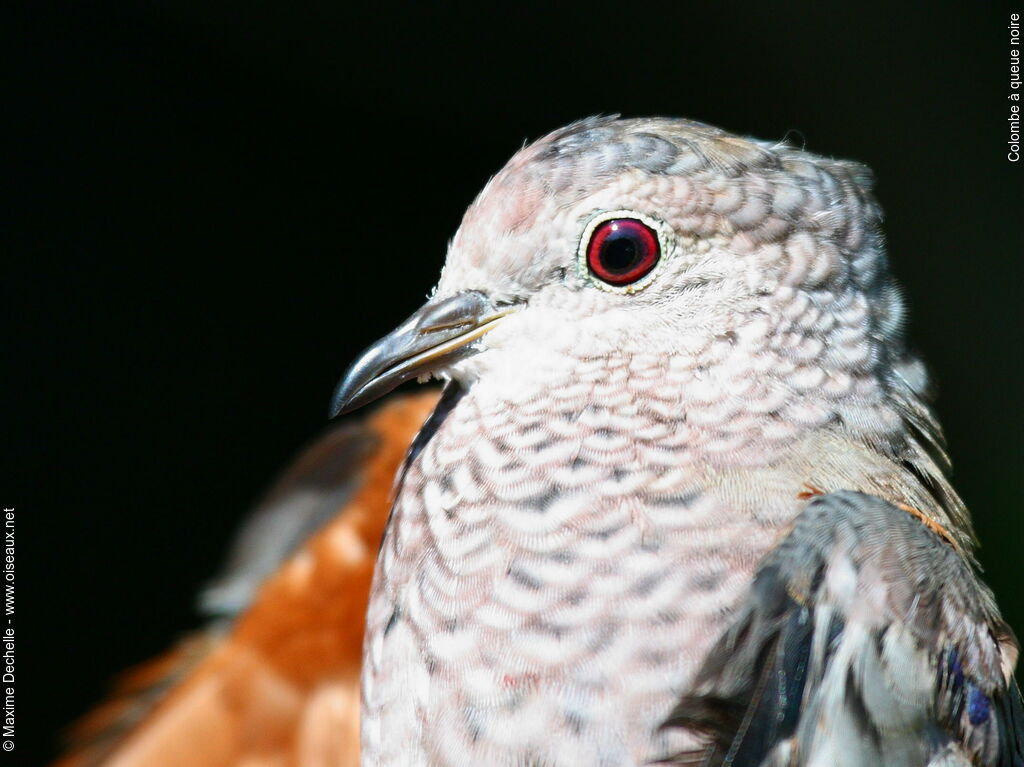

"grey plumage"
[325,116,1021,765]
[662,491,1022,766]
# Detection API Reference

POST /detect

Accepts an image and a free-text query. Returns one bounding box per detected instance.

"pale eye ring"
[577,210,670,293]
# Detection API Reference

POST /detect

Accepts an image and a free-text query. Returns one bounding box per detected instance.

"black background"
[8,2,1023,763]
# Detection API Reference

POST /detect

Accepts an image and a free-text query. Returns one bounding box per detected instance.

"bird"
[59,116,1023,767]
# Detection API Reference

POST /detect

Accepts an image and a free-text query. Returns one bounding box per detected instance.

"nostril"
[420,316,474,333]
[416,291,492,334]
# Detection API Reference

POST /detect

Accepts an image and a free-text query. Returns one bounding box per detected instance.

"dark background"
[8,1,1022,763]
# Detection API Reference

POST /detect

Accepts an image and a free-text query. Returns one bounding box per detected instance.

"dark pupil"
[601,234,640,273]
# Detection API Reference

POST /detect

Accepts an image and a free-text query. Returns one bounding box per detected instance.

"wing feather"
[662,491,1023,767]
[55,391,440,767]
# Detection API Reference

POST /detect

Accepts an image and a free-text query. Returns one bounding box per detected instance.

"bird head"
[330,116,912,422]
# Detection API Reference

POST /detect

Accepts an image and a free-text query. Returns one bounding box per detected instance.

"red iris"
[585,218,660,286]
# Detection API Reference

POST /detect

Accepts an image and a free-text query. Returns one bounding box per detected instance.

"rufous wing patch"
[55,391,441,767]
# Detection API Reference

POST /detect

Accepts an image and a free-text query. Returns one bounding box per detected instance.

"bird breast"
[360,361,804,766]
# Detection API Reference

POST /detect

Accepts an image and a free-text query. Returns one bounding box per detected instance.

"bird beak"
[329,290,508,417]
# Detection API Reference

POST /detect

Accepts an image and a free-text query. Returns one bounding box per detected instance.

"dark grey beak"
[329,291,507,418]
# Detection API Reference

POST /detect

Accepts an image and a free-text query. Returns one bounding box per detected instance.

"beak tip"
[327,380,357,420]
[327,347,386,420]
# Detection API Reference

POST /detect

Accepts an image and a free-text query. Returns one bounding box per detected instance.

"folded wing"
[663,491,1023,767]
[55,391,440,767]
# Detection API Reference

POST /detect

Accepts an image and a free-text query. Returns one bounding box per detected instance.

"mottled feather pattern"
[365,363,789,765]
[662,491,1022,767]
[57,116,1021,767]
[362,116,1002,764]
[442,117,970,545]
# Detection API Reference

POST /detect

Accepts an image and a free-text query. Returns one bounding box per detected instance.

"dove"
[59,117,1022,767]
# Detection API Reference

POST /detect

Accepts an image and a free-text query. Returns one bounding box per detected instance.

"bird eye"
[585,217,661,286]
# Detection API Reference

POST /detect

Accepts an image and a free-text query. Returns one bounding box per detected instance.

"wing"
[661,491,1023,767]
[55,390,441,767]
